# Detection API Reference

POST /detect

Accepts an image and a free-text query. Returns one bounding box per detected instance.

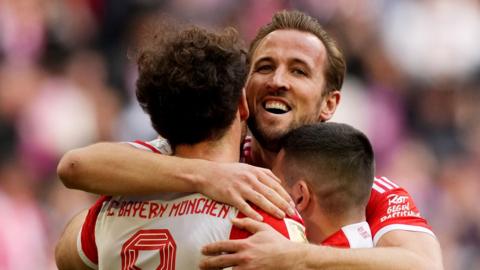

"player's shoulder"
[126,137,172,154]
[371,176,403,194]
[368,176,419,215]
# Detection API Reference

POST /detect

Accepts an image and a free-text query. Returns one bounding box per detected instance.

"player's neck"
[306,208,367,244]
[174,121,242,163]
[249,138,278,169]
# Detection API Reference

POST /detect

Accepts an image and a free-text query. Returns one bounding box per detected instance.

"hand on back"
[196,161,296,221]
[200,218,303,270]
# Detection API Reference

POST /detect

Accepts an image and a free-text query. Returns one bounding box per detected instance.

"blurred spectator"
[0,157,49,269]
[0,0,47,65]
[381,0,480,80]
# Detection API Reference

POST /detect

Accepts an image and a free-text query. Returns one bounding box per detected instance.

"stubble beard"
[247,110,323,153]
[247,116,299,153]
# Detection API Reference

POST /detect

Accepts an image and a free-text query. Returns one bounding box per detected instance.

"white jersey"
[78,193,305,270]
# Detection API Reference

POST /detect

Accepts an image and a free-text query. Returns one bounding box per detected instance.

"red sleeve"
[229,204,306,242]
[78,196,111,267]
[367,177,434,245]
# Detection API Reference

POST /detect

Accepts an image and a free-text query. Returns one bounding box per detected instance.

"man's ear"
[239,88,249,121]
[291,180,312,212]
[319,90,340,121]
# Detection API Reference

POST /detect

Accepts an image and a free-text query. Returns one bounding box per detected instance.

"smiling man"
[55,24,306,270]
[57,10,443,270]
[245,27,340,166]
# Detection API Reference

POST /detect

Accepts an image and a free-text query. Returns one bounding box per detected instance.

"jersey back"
[79,193,305,269]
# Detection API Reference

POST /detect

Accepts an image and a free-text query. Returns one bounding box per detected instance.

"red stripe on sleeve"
[133,140,161,154]
[81,196,111,264]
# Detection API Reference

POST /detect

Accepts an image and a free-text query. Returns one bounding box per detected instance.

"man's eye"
[256,65,273,73]
[292,68,306,76]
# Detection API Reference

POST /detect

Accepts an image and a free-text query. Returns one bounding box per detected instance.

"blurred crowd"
[0,0,479,269]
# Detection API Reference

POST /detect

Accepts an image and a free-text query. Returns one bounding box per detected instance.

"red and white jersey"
[244,136,435,245]
[322,221,373,248]
[367,177,434,245]
[125,138,435,247]
[77,140,306,269]
[78,193,306,269]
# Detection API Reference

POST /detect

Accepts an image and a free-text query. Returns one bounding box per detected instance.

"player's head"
[273,122,374,226]
[136,25,248,147]
[245,10,346,152]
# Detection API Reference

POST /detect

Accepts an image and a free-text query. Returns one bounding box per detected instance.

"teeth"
[265,101,289,112]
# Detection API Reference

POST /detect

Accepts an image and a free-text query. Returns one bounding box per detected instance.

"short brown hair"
[248,10,346,93]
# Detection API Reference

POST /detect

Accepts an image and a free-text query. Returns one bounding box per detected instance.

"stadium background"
[0,0,479,269]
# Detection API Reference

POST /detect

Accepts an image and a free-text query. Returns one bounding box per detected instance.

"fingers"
[242,188,283,219]
[202,239,243,255]
[235,168,296,219]
[261,169,295,207]
[199,253,240,270]
[255,169,296,217]
[204,162,296,221]
[233,196,264,221]
[200,239,250,269]
[231,217,271,234]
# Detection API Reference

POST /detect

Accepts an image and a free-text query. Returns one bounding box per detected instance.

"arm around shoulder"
[57,142,136,192]
[57,142,199,195]
[375,230,443,270]
[300,230,443,270]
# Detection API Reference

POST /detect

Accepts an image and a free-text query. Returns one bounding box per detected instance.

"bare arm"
[55,210,92,270]
[57,142,203,195]
[57,142,295,220]
[299,230,443,270]
[200,218,443,270]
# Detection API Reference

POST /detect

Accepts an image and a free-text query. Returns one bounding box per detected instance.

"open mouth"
[263,100,291,114]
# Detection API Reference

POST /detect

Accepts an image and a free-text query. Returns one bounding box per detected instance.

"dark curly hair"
[136,24,247,147]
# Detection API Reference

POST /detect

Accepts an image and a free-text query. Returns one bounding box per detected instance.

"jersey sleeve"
[77,196,111,269]
[125,137,172,155]
[367,177,435,245]
[229,204,307,243]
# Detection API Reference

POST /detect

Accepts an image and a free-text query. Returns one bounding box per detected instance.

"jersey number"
[121,229,176,270]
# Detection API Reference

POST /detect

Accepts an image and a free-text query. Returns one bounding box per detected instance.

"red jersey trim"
[373,224,436,246]
[322,222,373,248]
[78,196,111,267]
[367,177,434,244]
[132,140,161,154]
[322,230,350,248]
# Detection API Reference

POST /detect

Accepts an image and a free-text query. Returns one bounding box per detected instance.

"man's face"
[246,29,328,151]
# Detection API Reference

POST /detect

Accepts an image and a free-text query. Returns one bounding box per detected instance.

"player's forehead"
[251,29,327,68]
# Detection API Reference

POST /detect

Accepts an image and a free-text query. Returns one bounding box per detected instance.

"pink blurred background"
[0,0,479,269]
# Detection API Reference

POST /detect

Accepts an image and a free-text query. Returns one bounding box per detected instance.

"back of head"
[248,10,346,93]
[281,122,374,218]
[136,22,247,147]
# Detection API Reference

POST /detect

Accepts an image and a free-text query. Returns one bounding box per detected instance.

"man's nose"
[266,68,289,92]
